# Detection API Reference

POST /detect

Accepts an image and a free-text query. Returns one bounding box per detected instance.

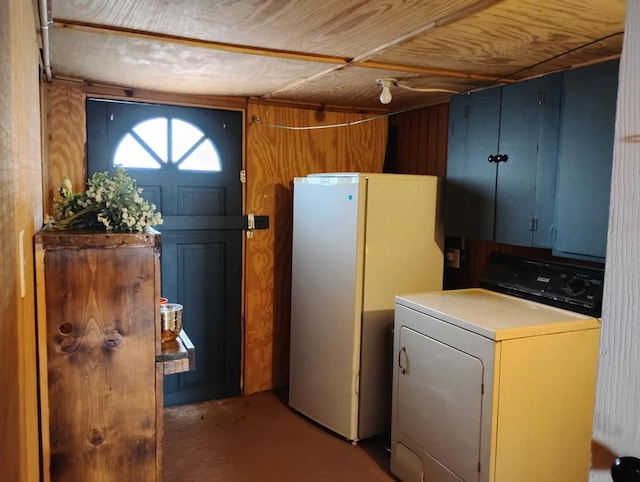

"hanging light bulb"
[379,85,392,104]
[376,77,459,105]
[377,79,394,104]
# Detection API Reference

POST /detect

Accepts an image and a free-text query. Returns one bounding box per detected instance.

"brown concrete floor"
[163,390,397,481]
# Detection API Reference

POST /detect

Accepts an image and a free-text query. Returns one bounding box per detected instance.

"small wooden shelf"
[157,330,196,375]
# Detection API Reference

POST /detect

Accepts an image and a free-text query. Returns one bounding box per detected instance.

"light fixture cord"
[251,115,388,130]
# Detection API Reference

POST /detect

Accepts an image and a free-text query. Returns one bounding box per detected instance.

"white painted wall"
[591,2,640,481]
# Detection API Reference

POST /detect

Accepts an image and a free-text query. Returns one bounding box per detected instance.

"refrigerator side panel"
[358,175,444,439]
[289,176,366,441]
[363,175,444,310]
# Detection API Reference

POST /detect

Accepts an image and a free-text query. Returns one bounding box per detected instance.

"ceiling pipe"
[39,0,52,81]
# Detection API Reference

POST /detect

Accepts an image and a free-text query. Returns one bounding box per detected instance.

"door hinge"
[478,462,481,473]
[537,92,546,106]
[464,105,471,119]
[240,169,247,183]
[240,317,245,331]
[481,383,484,395]
[529,217,539,232]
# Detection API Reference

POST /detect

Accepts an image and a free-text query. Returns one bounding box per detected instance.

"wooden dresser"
[35,229,163,482]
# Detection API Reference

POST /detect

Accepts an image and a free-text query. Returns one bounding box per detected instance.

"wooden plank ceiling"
[46,0,625,111]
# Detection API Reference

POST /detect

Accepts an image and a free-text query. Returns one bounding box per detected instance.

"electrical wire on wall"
[251,114,388,130]
[251,31,623,132]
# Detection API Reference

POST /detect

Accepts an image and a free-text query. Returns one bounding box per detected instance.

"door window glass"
[114,117,222,171]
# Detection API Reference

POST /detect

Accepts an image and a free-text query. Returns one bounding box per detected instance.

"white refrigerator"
[288,173,444,442]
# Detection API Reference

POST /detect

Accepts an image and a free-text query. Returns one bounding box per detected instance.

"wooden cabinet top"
[35,227,161,249]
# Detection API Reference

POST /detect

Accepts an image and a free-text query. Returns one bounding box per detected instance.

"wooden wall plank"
[388,103,449,176]
[244,103,387,394]
[45,83,86,218]
[435,103,449,177]
[1,1,44,481]
[0,3,22,480]
[427,107,439,174]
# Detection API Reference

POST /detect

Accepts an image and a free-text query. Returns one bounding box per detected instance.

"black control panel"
[480,252,605,317]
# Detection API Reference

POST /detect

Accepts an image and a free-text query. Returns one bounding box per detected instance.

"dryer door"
[397,326,484,482]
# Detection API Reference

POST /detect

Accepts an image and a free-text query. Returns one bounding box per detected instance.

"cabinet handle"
[398,345,408,374]
[488,154,509,163]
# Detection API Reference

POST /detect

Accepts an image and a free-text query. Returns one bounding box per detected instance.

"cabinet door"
[445,87,501,241]
[445,75,561,247]
[496,73,562,247]
[554,60,619,261]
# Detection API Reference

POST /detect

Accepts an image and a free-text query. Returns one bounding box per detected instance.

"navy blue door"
[86,99,243,405]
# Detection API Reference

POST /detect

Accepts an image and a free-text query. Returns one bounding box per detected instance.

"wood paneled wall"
[1,1,43,480]
[45,85,387,396]
[244,102,387,394]
[44,83,87,217]
[386,103,448,177]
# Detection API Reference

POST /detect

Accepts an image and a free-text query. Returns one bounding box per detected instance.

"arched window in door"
[114,117,222,171]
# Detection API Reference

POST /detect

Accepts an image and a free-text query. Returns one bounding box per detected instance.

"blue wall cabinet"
[445,86,501,242]
[445,73,562,248]
[553,59,619,262]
